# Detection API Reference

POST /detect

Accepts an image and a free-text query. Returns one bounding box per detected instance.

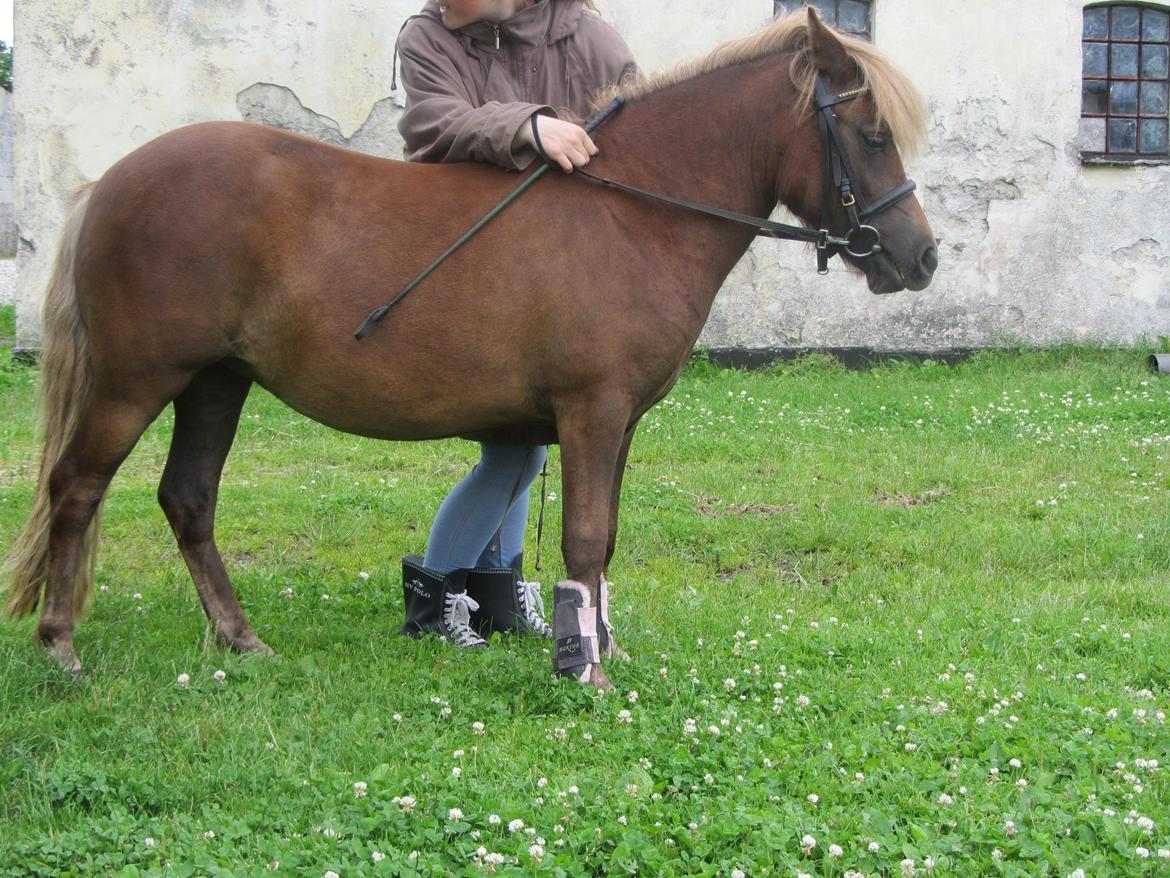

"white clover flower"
[371,851,385,863]
[1016,778,1028,788]
[992,848,1003,861]
[1137,847,1151,858]
[353,781,367,798]
[508,819,525,833]
[452,767,462,778]
[1004,820,1017,837]
[144,838,155,848]
[708,725,721,736]
[617,709,632,723]
[904,743,918,752]
[358,571,369,581]
[488,814,501,825]
[938,793,954,805]
[203,831,215,839]
[393,795,416,814]
[448,807,463,821]
[1067,870,1086,878]
[324,872,339,878]
[1009,758,1022,769]
[868,842,880,853]
[176,673,190,688]
[627,690,638,703]
[796,695,811,708]
[924,857,935,870]
[901,859,916,877]
[731,870,745,878]
[392,713,402,722]
[724,678,737,691]
[807,794,819,805]
[617,815,628,825]
[801,834,817,854]
[472,721,485,735]
[213,670,226,684]
[828,844,844,858]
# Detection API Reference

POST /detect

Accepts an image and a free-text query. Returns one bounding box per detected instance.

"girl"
[395,0,637,648]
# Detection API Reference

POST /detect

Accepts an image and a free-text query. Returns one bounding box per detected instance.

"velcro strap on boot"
[599,574,616,647]
[554,581,599,672]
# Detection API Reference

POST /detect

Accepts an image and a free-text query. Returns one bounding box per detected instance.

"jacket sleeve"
[397,21,554,170]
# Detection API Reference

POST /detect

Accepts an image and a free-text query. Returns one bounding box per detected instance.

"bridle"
[567,74,918,275]
[811,75,917,274]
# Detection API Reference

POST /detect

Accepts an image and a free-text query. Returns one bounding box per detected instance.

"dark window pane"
[1084,7,1109,38]
[838,0,870,33]
[1142,45,1169,80]
[1112,7,1141,40]
[1112,43,1139,77]
[1084,42,1108,76]
[1083,78,1109,113]
[1110,80,1139,113]
[1109,118,1138,151]
[1141,80,1169,115]
[1143,9,1170,41]
[1139,119,1169,154]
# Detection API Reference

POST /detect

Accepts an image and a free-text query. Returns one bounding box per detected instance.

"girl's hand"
[514,115,599,173]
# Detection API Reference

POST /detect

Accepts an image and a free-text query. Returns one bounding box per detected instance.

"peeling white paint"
[13,0,1170,351]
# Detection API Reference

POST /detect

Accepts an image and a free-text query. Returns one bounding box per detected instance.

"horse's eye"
[862,132,889,152]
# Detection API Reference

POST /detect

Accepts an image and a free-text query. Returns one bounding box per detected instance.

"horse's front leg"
[553,396,631,689]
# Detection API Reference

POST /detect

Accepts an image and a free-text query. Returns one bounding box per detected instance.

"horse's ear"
[806,6,854,82]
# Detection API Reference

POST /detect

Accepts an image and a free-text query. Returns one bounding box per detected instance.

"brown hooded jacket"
[396,0,637,170]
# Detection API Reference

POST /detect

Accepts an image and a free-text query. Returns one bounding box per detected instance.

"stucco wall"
[12,0,1170,351]
[0,88,14,258]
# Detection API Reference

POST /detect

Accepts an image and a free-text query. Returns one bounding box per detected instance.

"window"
[1081,4,1170,160]
[774,0,872,40]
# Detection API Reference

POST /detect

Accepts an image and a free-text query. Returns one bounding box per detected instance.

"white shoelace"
[517,580,553,638]
[444,590,486,648]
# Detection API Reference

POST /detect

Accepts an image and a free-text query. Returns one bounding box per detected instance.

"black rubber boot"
[466,554,552,639]
[400,555,487,648]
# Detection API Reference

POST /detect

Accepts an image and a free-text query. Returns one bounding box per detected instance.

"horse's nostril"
[920,244,939,275]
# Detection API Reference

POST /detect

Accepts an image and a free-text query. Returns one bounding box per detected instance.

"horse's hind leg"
[157,364,270,655]
[38,394,163,672]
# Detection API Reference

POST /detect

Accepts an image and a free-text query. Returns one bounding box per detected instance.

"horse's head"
[778,8,937,294]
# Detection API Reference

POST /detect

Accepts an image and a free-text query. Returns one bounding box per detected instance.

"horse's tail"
[3,183,99,620]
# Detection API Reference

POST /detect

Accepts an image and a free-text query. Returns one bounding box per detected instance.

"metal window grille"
[1081,4,1170,159]
[773,0,873,40]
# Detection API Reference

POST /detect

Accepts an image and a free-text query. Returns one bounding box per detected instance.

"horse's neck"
[601,59,792,226]
[595,60,799,326]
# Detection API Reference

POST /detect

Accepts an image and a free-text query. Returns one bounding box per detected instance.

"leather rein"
[355,75,918,340]
[535,74,917,275]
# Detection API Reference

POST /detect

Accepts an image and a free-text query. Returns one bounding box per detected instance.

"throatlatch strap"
[554,581,599,672]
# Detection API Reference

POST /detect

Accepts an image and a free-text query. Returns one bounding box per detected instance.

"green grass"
[2,302,1168,876]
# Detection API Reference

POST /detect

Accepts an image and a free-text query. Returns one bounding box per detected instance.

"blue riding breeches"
[422,443,548,574]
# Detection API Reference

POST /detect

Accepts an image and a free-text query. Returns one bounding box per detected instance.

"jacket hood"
[419,0,584,47]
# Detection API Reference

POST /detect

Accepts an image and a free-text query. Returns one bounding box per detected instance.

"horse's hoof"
[222,629,275,656]
[44,639,81,676]
[558,662,613,690]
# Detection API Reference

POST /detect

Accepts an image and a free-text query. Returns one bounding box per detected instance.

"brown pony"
[3,9,935,687]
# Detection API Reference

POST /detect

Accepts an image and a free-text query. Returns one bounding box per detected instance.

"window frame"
[773,0,873,41]
[1081,2,1170,164]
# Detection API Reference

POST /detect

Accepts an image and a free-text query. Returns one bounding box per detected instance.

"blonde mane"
[595,10,926,156]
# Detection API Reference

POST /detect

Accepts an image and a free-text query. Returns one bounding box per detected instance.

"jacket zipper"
[492,23,500,49]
